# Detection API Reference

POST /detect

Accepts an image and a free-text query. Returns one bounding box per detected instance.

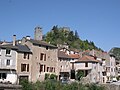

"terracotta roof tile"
[69,54,80,59]
[75,55,99,63]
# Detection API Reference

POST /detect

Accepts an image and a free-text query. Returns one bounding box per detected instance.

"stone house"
[58,50,71,81]
[0,35,32,83]
[20,26,58,82]
[74,55,102,83]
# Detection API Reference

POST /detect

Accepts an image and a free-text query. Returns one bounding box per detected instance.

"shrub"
[45,73,50,80]
[20,79,105,90]
[50,74,57,80]
[19,79,33,90]
[76,70,84,81]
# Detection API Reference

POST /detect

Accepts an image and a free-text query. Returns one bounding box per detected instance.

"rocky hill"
[43,25,102,51]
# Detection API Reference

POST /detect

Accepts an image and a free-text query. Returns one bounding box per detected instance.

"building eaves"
[0,44,18,50]
[29,39,57,48]
[0,44,31,53]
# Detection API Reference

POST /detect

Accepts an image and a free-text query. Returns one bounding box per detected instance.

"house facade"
[0,35,32,83]
[74,55,103,83]
[21,26,58,82]
[58,50,71,81]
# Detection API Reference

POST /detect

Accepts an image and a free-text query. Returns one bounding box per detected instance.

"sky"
[0,0,120,51]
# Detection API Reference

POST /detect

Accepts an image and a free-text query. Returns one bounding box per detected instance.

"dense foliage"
[20,79,105,90]
[109,47,120,60]
[44,25,102,51]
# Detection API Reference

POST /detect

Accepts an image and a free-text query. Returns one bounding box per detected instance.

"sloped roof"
[75,55,99,63]
[17,45,31,53]
[29,39,57,48]
[0,44,31,53]
[58,51,70,59]
[0,44,18,49]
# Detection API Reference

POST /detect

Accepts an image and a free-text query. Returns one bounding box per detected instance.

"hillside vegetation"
[44,25,102,51]
[109,47,120,60]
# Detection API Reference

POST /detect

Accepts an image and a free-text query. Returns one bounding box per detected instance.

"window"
[40,53,44,60]
[21,64,26,72]
[50,67,53,72]
[44,54,46,61]
[6,59,10,65]
[0,73,7,79]
[85,62,88,67]
[40,64,43,72]
[47,67,49,72]
[24,53,29,59]
[102,72,106,76]
[6,49,11,55]
[21,64,29,72]
[111,68,113,72]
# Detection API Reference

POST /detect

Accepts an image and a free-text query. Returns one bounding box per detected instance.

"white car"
[112,78,117,82]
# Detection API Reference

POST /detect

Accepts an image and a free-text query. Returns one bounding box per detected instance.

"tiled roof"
[17,45,31,53]
[0,44,18,49]
[58,51,70,59]
[29,39,57,48]
[0,44,31,53]
[69,54,80,59]
[75,55,99,63]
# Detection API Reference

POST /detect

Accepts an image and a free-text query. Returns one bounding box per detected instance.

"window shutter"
[4,59,6,66]
[10,60,12,66]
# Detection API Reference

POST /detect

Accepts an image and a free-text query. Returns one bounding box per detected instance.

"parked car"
[112,78,117,82]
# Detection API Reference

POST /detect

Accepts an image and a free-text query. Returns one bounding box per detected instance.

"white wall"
[0,49,17,69]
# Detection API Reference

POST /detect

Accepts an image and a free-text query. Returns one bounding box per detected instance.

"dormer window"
[6,49,11,55]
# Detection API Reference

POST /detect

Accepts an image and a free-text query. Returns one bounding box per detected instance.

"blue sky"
[0,0,120,51]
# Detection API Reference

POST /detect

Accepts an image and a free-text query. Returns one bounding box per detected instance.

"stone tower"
[34,26,42,40]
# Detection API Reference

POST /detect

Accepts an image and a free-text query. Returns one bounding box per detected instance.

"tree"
[75,30,79,39]
[76,70,84,81]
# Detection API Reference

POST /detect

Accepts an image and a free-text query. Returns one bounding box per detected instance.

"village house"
[74,54,103,84]
[20,26,58,82]
[0,35,32,83]
[86,49,116,83]
[58,50,71,81]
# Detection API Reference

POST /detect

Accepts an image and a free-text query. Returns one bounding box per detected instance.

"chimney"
[13,35,16,46]
[26,36,31,40]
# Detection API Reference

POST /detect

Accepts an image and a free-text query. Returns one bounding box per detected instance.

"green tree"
[76,70,84,81]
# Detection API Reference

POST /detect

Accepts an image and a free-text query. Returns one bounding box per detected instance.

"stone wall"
[103,84,120,90]
[0,84,22,90]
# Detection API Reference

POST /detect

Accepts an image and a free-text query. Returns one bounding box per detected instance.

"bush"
[20,79,105,90]
[50,74,57,80]
[45,73,50,80]
[19,79,33,90]
[76,70,84,81]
